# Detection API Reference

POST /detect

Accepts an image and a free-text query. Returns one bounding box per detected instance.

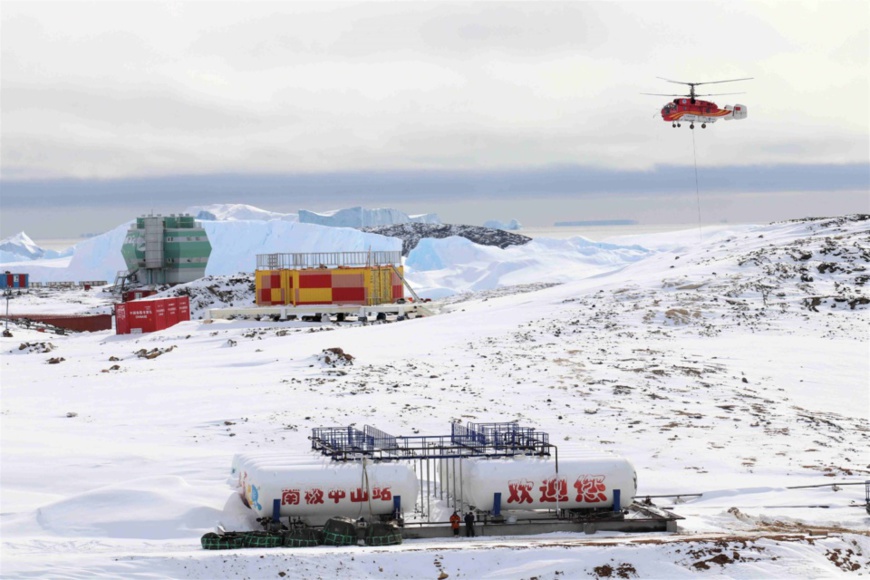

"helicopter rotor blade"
[640,92,689,97]
[657,77,696,86]
[656,77,753,88]
[694,92,746,97]
[693,77,753,86]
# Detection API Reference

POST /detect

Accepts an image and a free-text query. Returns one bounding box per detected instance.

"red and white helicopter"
[644,77,752,129]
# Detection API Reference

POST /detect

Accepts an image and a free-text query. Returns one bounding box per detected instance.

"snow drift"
[405,235,651,297]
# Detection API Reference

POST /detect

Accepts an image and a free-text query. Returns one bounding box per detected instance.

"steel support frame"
[309,422,558,522]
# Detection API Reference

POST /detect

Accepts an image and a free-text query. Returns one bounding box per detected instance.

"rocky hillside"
[459,214,868,346]
[156,274,255,319]
[363,223,532,256]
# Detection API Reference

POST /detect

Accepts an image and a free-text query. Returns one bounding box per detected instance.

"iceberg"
[0,220,400,283]
[185,204,298,222]
[185,203,438,228]
[483,219,522,231]
[0,232,71,262]
[298,206,440,228]
[1,207,650,299]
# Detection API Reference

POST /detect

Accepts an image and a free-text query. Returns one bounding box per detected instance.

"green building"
[121,214,211,285]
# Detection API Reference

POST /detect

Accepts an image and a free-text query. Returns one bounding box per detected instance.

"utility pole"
[3,288,13,334]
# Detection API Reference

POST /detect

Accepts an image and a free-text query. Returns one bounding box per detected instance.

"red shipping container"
[165,298,179,326]
[178,296,190,320]
[115,296,190,335]
[115,303,129,334]
[154,301,166,329]
[127,302,156,333]
[7,313,112,332]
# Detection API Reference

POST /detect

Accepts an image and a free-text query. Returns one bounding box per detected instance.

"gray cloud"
[3,163,868,240]
[3,163,866,207]
[1,0,867,223]
[1,84,291,133]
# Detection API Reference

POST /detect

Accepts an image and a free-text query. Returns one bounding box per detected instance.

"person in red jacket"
[449,511,461,536]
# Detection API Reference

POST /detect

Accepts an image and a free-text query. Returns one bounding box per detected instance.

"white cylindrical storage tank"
[232,454,418,522]
[231,453,329,502]
[231,453,322,491]
[461,455,636,511]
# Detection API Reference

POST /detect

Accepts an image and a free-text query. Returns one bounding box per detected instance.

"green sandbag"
[201,532,245,550]
[322,530,357,546]
[240,531,284,548]
[364,522,403,546]
[283,528,324,548]
[322,517,358,546]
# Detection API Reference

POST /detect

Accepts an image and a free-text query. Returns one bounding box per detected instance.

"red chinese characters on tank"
[281,488,300,505]
[539,477,569,502]
[574,475,608,503]
[349,486,392,502]
[372,486,392,501]
[506,475,608,504]
[506,479,535,504]
[282,486,393,506]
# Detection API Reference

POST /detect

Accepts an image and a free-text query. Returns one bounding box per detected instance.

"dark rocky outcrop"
[363,223,532,256]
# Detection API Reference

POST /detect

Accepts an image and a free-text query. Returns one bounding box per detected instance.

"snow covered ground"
[1,216,868,578]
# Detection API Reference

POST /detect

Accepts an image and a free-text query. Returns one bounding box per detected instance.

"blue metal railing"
[310,421,553,462]
[311,426,373,453]
[363,425,397,451]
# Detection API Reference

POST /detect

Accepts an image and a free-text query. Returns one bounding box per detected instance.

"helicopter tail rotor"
[723,104,748,120]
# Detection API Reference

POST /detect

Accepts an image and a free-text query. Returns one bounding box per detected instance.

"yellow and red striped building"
[254,251,404,307]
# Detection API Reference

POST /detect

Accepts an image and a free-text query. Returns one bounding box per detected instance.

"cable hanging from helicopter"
[642,77,752,130]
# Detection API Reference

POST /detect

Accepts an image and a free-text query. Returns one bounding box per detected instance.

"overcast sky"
[1,1,868,239]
